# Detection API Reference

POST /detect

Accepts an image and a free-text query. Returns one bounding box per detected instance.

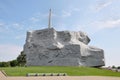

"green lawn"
[0,66,120,77]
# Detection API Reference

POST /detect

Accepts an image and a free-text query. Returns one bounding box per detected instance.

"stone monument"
[23,9,105,67]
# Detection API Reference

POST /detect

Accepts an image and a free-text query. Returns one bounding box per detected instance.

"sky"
[0,0,120,66]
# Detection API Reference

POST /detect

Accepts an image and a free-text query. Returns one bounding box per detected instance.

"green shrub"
[10,60,18,67]
[0,62,10,67]
[17,51,26,66]
[112,65,116,69]
[0,62,2,67]
[117,66,120,69]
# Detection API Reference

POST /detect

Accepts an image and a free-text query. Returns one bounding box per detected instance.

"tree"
[0,62,10,67]
[112,65,116,69]
[17,51,26,66]
[0,51,26,67]
[0,62,2,67]
[10,60,18,67]
[117,66,120,69]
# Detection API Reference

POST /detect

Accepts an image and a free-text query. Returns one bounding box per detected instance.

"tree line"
[0,51,26,67]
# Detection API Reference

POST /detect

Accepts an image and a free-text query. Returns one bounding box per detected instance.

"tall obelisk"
[48,9,52,28]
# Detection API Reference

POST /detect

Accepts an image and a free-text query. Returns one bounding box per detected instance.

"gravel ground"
[1,71,120,80]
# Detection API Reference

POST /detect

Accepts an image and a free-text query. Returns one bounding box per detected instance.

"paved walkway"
[0,71,6,80]
[1,71,120,80]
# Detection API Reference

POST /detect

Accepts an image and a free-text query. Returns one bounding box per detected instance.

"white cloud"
[29,12,49,24]
[92,0,113,12]
[0,22,5,27]
[0,22,25,33]
[30,17,40,23]
[91,19,120,29]
[62,11,71,17]
[0,22,9,32]
[72,8,80,12]
[55,23,68,31]
[12,23,20,27]
[69,24,85,31]
[15,35,25,39]
[61,7,80,18]
[0,22,5,32]
[12,23,24,30]
[0,44,22,61]
[70,19,120,35]
[96,1,112,11]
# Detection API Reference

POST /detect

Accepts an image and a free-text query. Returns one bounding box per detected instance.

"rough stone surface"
[24,28,105,67]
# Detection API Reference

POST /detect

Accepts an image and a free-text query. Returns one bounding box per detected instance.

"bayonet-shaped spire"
[48,9,52,28]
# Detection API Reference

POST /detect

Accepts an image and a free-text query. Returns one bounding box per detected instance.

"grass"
[0,66,120,77]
